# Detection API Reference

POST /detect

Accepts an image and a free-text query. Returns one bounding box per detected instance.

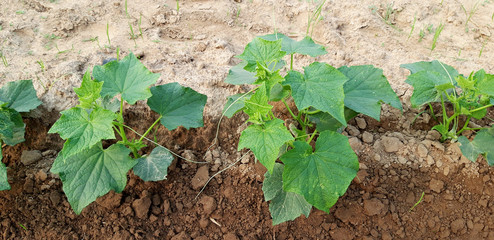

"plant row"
[1,34,493,225]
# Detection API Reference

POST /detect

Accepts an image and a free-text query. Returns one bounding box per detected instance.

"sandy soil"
[1,0,494,239]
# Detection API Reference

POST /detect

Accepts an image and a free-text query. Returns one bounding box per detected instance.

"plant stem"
[139,116,162,142]
[307,129,318,143]
[470,104,493,113]
[457,116,472,135]
[118,99,128,143]
[440,94,448,127]
[428,103,438,122]
[290,54,294,70]
[282,98,304,126]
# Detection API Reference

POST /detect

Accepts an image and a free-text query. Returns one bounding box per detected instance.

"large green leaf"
[284,62,347,125]
[51,143,136,214]
[93,53,160,104]
[48,107,116,158]
[263,163,312,225]
[308,108,358,132]
[147,82,207,130]
[281,131,359,212]
[133,147,174,181]
[400,60,459,83]
[339,65,402,120]
[405,71,454,108]
[259,33,327,57]
[237,38,286,69]
[238,119,294,173]
[458,128,494,166]
[0,149,10,191]
[0,80,41,113]
[474,70,494,97]
[225,61,256,85]
[74,71,103,109]
[223,92,253,118]
[0,108,25,146]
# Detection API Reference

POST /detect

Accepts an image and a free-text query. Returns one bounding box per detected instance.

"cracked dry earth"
[2,0,494,239]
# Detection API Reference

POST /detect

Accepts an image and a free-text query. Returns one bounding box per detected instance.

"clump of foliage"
[49,53,207,214]
[0,80,42,190]
[402,60,494,165]
[224,33,402,225]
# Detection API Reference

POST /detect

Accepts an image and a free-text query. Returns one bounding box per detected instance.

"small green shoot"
[128,23,138,47]
[176,0,180,14]
[419,29,425,42]
[431,23,444,53]
[106,22,111,47]
[124,0,129,18]
[408,14,417,40]
[37,60,45,72]
[0,51,7,67]
[138,14,144,39]
[479,38,488,57]
[19,223,27,231]
[306,0,326,36]
[15,10,25,15]
[409,192,425,212]
[82,36,101,49]
[461,1,481,32]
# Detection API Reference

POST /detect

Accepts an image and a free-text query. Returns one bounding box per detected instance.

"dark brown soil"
[2,108,494,240]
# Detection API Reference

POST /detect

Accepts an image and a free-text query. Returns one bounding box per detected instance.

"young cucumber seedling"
[223,34,402,225]
[402,60,494,165]
[49,53,207,214]
[0,80,42,190]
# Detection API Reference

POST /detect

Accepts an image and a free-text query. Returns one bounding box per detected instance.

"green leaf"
[458,128,494,166]
[405,71,453,108]
[0,108,25,146]
[223,92,253,118]
[48,107,116,158]
[339,65,402,120]
[268,83,290,102]
[0,80,41,113]
[475,70,494,97]
[237,38,286,68]
[259,33,327,57]
[51,143,136,214]
[147,82,207,130]
[133,147,174,181]
[284,62,347,125]
[0,149,10,190]
[93,53,160,104]
[225,61,257,85]
[281,131,359,212]
[263,163,312,225]
[308,108,358,132]
[74,71,103,109]
[243,84,272,123]
[100,95,120,112]
[400,60,459,83]
[238,119,294,173]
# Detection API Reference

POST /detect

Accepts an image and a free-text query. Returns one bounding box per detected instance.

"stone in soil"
[191,165,209,190]
[96,191,122,210]
[430,179,444,193]
[363,198,385,216]
[362,131,373,143]
[199,195,216,216]
[132,195,152,219]
[381,136,403,153]
[20,150,42,165]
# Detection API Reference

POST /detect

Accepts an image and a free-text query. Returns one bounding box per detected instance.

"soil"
[1,0,494,239]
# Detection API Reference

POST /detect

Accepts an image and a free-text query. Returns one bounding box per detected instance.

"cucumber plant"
[0,80,42,190]
[224,34,402,225]
[402,60,494,165]
[49,53,207,214]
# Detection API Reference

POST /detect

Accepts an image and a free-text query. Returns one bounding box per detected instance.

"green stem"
[290,54,294,71]
[283,98,304,126]
[118,100,128,143]
[428,103,438,122]
[456,116,472,135]
[305,109,321,115]
[470,104,493,113]
[139,116,162,142]
[307,130,318,143]
[440,94,448,127]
